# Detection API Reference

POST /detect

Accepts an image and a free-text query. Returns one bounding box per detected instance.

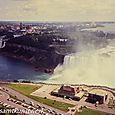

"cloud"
[0,0,115,21]
[12,0,30,1]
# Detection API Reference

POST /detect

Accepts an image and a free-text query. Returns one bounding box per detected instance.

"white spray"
[46,31,115,88]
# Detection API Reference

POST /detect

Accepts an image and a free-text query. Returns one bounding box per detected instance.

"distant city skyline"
[0,0,115,22]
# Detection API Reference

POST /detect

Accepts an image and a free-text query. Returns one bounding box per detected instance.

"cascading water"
[46,43,115,88]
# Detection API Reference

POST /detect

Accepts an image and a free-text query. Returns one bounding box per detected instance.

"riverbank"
[0,81,115,96]
[0,51,54,74]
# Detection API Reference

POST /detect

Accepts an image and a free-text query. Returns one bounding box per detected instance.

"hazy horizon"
[0,20,115,23]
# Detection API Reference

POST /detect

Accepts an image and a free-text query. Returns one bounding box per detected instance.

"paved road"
[67,96,115,115]
[73,96,115,115]
[31,85,77,105]
[1,85,65,115]
[0,90,39,115]
[1,85,115,115]
[31,85,115,114]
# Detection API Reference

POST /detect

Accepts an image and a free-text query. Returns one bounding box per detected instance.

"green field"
[4,83,115,114]
[7,83,39,95]
[6,83,74,111]
[77,108,114,115]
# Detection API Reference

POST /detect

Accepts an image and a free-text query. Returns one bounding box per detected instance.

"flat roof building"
[87,89,108,104]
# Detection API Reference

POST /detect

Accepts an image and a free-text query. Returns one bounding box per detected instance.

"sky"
[0,0,115,22]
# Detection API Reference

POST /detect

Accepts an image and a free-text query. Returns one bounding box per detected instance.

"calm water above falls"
[82,23,115,33]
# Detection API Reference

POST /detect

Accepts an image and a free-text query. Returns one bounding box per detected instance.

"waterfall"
[0,35,6,48]
[0,41,2,48]
[0,41,6,48]
[2,41,6,48]
[46,44,115,88]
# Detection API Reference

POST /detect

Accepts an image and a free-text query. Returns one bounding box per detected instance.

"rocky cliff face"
[1,34,65,73]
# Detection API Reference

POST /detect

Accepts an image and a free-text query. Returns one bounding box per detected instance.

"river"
[0,55,49,82]
[0,23,115,88]
[82,23,115,34]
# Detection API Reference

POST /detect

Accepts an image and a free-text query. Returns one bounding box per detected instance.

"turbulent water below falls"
[45,43,115,88]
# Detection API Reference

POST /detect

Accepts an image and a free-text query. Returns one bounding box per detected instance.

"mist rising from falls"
[46,43,115,88]
[43,29,115,88]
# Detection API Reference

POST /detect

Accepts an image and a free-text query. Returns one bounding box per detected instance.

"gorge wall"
[0,33,65,73]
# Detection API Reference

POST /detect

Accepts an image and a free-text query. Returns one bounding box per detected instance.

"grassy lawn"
[6,83,74,111]
[77,108,114,115]
[7,83,39,95]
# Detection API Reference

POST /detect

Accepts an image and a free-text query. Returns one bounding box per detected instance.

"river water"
[0,55,49,82]
[46,43,115,88]
[45,23,115,88]
[0,23,115,88]
[82,23,115,33]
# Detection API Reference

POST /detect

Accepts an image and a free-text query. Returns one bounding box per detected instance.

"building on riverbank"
[51,85,84,101]
[87,89,108,104]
